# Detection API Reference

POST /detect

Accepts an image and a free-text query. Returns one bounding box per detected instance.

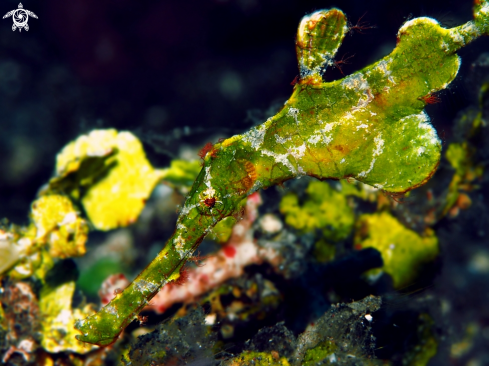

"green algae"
[446,143,470,177]
[227,351,290,366]
[441,81,489,217]
[302,339,337,366]
[280,180,355,242]
[1,195,88,280]
[160,159,202,191]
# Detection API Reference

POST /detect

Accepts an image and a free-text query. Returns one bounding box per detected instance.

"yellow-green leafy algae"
[403,313,438,366]
[444,143,471,213]
[302,339,337,366]
[354,212,438,288]
[39,280,96,353]
[440,81,489,217]
[438,79,489,219]
[339,179,377,201]
[446,143,472,179]
[280,180,355,242]
[160,159,202,192]
[50,129,164,230]
[30,195,89,259]
[75,2,489,345]
[226,351,290,366]
[443,141,483,214]
[1,195,87,280]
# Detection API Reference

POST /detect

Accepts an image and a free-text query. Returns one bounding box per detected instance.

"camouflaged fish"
[75,0,489,346]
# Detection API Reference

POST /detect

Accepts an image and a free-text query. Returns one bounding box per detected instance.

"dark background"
[1,0,487,223]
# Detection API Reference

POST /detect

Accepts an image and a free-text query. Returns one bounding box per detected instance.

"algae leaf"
[40,280,97,353]
[354,211,438,288]
[31,195,89,258]
[51,129,164,230]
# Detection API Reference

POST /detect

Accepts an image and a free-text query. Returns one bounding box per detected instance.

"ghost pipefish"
[75,1,489,345]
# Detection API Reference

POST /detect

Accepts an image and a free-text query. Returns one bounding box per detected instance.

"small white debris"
[55,309,72,325]
[259,214,283,234]
[341,73,369,91]
[60,212,77,226]
[275,134,291,144]
[203,186,216,198]
[134,280,159,294]
[308,134,321,145]
[287,107,300,124]
[242,123,268,150]
[18,338,36,353]
[365,314,373,322]
[372,135,385,156]
[322,123,335,132]
[205,313,217,325]
[450,31,465,46]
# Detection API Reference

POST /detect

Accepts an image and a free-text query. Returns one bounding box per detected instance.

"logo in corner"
[3,3,38,32]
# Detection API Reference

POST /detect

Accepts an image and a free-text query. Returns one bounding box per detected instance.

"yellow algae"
[31,195,88,258]
[39,281,96,353]
[354,212,438,288]
[52,129,164,230]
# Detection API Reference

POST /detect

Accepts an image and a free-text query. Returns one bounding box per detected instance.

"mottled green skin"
[75,2,489,345]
